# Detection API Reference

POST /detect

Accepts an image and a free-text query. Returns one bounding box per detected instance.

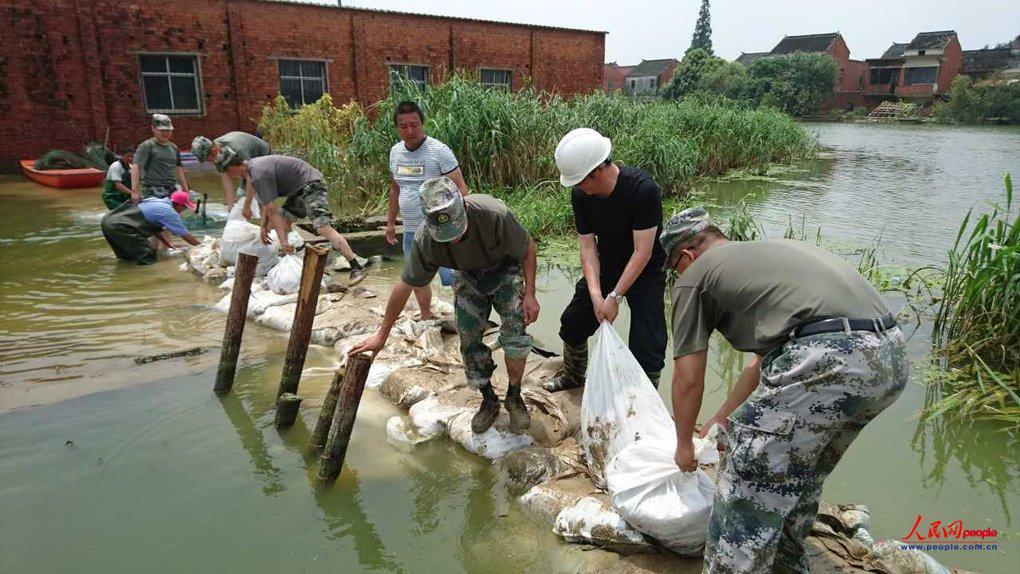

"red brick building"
[865,31,963,103]
[0,0,605,166]
[603,62,635,93]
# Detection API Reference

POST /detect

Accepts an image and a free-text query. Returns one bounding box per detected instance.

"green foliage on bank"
[934,76,1020,124]
[258,74,816,224]
[663,51,839,117]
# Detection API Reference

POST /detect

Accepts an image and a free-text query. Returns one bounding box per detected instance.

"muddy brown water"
[1,123,1017,572]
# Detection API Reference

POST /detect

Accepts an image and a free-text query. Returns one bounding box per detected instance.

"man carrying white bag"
[580,321,720,556]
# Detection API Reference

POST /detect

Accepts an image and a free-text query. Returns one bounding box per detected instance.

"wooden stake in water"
[318,353,372,482]
[275,245,329,424]
[214,252,258,394]
[311,368,345,449]
[274,393,303,428]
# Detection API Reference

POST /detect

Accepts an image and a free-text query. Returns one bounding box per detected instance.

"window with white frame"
[389,64,428,90]
[480,68,512,89]
[140,54,202,114]
[278,60,327,108]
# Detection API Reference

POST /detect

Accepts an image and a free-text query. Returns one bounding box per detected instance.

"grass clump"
[929,174,1019,424]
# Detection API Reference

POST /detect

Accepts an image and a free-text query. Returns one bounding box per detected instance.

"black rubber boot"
[504,385,531,432]
[472,384,501,433]
[542,341,587,392]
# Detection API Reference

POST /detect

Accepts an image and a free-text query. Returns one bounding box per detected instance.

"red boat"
[20,159,105,189]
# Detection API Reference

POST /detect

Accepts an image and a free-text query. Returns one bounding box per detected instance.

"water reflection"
[217,392,285,496]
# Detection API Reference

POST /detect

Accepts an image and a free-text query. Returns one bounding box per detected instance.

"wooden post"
[275,245,329,423]
[214,252,258,394]
[274,393,303,428]
[311,368,345,449]
[318,353,372,482]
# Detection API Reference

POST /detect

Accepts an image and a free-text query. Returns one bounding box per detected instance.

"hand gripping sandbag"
[219,219,278,276]
[579,322,717,556]
[227,201,260,221]
[266,254,304,294]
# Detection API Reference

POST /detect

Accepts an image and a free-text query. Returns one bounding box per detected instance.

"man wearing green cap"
[350,177,540,434]
[191,132,271,212]
[661,207,908,574]
[131,114,189,201]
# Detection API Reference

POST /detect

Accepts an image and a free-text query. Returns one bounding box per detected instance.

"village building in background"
[0,0,605,167]
[602,59,678,96]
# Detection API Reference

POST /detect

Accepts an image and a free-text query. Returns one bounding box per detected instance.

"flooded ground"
[1,123,1018,572]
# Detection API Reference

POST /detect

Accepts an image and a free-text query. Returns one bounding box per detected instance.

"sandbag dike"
[180,238,969,574]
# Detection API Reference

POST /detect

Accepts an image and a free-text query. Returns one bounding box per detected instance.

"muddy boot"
[504,385,531,432]
[471,384,500,434]
[645,370,662,389]
[542,341,587,392]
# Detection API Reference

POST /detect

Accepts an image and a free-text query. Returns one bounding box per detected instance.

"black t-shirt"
[571,165,666,279]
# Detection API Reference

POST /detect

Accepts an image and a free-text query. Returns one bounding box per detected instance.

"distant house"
[962,37,1020,80]
[603,62,636,94]
[736,32,866,110]
[623,58,679,96]
[865,31,963,103]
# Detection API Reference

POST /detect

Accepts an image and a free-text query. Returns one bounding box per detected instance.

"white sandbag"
[386,416,433,450]
[267,254,303,294]
[365,363,394,390]
[256,303,296,331]
[227,200,260,221]
[553,496,651,554]
[219,219,278,276]
[218,278,235,292]
[446,410,533,459]
[407,394,470,438]
[581,322,718,555]
[268,229,305,250]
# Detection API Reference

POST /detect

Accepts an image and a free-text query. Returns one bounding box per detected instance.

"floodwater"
[1,123,1018,573]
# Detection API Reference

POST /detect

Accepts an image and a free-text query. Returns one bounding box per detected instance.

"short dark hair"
[118,146,134,155]
[394,101,424,124]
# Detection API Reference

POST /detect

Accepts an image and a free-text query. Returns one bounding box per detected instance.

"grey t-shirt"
[671,239,890,357]
[134,137,181,193]
[401,195,531,287]
[389,136,459,231]
[215,131,271,160]
[248,155,323,206]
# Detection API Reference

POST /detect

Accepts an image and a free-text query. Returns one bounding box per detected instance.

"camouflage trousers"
[454,265,532,390]
[281,180,333,230]
[704,327,909,574]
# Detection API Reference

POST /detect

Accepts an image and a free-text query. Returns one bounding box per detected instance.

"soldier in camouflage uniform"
[350,177,541,434]
[661,207,908,573]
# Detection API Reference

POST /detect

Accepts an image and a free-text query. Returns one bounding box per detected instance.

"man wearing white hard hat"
[544,128,668,391]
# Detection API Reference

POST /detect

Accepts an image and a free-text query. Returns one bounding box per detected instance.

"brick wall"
[0,0,604,166]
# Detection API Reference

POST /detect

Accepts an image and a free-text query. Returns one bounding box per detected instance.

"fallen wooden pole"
[318,353,372,482]
[274,392,303,428]
[275,244,329,423]
[311,368,345,449]
[214,252,258,394]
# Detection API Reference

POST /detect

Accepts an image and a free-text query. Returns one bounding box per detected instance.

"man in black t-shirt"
[544,128,668,391]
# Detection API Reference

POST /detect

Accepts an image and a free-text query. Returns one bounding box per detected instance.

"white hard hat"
[555,128,612,187]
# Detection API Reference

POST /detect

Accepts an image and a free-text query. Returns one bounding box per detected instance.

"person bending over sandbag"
[191,132,271,212]
[661,207,907,574]
[217,150,372,284]
[350,177,541,434]
[101,191,201,265]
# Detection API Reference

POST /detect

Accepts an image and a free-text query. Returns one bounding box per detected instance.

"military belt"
[792,314,897,340]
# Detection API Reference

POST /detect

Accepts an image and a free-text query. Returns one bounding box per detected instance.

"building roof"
[255,0,606,35]
[881,43,909,59]
[735,52,770,66]
[626,58,679,78]
[905,30,957,51]
[962,48,1019,76]
[770,33,839,55]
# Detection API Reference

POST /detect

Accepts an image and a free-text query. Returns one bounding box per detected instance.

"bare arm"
[154,230,175,249]
[579,233,603,318]
[241,179,256,219]
[522,239,540,324]
[673,351,707,471]
[180,233,201,247]
[220,172,236,210]
[700,354,762,435]
[176,166,189,193]
[114,181,133,195]
[446,168,470,196]
[385,179,400,245]
[130,164,142,203]
[611,227,656,297]
[348,281,415,356]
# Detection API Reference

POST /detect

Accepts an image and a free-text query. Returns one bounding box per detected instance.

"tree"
[745,54,838,116]
[688,0,713,55]
[663,48,724,100]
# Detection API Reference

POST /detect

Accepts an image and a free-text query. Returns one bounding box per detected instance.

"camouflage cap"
[420,177,467,243]
[191,135,214,162]
[151,113,174,130]
[213,145,239,173]
[659,206,714,263]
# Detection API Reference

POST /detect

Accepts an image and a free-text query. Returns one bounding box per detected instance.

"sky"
[297,0,1018,63]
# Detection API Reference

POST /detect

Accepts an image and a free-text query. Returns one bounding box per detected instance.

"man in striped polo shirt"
[385,101,469,319]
